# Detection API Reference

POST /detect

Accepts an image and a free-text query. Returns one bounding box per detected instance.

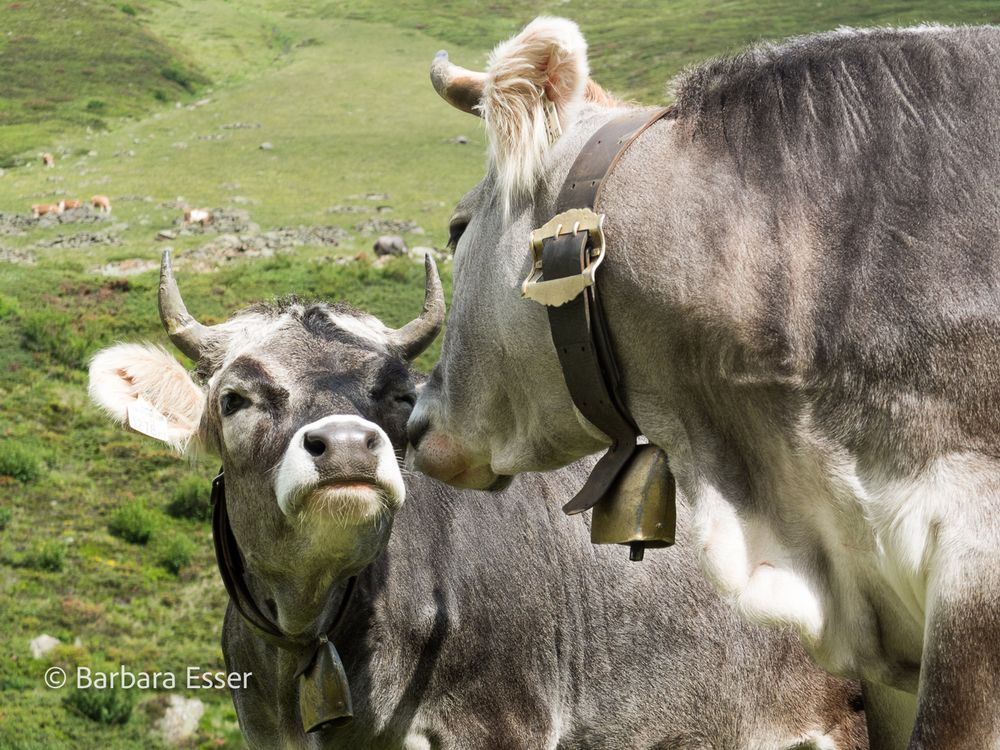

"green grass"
[0,1,995,747]
[0,0,207,162]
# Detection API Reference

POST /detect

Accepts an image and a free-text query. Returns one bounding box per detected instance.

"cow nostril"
[304,434,326,457]
[366,433,379,451]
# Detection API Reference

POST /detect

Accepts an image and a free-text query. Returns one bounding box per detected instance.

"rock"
[30,634,61,659]
[151,695,204,746]
[453,135,469,144]
[157,230,177,241]
[0,168,5,177]
[87,150,97,157]
[259,142,273,151]
[355,218,423,236]
[373,235,406,257]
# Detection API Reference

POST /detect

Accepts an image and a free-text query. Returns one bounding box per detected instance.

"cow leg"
[910,563,1000,749]
[863,681,915,750]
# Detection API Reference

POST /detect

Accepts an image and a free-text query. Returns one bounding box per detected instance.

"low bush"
[108,501,157,545]
[159,535,194,575]
[24,539,64,572]
[166,475,211,521]
[0,442,43,483]
[64,685,134,725]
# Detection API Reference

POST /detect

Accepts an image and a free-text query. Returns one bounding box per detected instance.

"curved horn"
[389,254,446,360]
[430,50,486,117]
[158,249,214,361]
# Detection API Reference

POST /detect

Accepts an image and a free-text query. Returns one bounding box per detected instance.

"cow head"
[90,251,443,631]
[409,18,628,488]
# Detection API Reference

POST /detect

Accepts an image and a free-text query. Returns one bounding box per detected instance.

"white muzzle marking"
[273,415,405,519]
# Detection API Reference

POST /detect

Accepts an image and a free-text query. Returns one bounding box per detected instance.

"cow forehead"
[202,304,392,384]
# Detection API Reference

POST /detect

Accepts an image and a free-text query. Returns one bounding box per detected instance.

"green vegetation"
[0,0,207,161]
[0,441,44,483]
[108,501,159,546]
[158,534,195,575]
[65,685,135,725]
[0,1,993,747]
[166,476,212,522]
[23,538,66,572]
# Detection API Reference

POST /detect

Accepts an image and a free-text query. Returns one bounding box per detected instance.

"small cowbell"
[299,636,354,734]
[591,444,677,561]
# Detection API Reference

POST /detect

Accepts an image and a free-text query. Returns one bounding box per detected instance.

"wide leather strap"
[540,106,671,514]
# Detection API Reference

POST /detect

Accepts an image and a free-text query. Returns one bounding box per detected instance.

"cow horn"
[430,50,486,117]
[158,249,214,361]
[389,254,445,360]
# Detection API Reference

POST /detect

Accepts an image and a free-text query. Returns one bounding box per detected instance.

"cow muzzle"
[275,415,405,521]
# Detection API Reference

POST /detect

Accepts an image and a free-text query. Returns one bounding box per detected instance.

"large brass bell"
[298,636,353,733]
[591,445,676,561]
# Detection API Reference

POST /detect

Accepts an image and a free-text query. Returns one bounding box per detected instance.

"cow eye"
[221,392,249,416]
[447,218,469,250]
[395,392,416,408]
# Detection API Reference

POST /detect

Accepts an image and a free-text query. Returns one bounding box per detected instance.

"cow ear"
[484,16,589,215]
[88,343,205,453]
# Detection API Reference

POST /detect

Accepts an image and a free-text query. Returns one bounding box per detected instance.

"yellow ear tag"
[126,396,173,443]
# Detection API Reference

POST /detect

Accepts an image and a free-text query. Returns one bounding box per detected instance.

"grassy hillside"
[0,0,208,163]
[321,0,1000,101]
[1,1,996,747]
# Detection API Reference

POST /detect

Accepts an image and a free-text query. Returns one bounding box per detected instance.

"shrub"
[160,64,196,92]
[24,539,64,572]
[64,685,134,725]
[152,89,168,103]
[21,310,92,369]
[166,475,211,521]
[0,508,10,530]
[159,535,194,575]
[85,99,106,113]
[0,442,43,483]
[119,3,137,15]
[108,501,157,545]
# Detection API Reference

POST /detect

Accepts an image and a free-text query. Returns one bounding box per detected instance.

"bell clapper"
[629,542,645,562]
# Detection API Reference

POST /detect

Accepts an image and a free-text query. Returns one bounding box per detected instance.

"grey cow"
[410,18,1000,750]
[88,251,865,748]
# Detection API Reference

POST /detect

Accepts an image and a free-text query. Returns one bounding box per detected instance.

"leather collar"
[211,470,356,731]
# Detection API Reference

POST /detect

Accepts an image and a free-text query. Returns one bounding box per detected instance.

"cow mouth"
[301,477,397,521]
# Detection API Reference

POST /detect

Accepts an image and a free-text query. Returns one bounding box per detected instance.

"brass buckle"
[521,208,605,307]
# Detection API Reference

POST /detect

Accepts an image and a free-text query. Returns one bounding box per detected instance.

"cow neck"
[211,470,357,732]
[532,106,673,516]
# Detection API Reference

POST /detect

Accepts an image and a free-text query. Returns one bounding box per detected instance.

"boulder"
[373,235,406,257]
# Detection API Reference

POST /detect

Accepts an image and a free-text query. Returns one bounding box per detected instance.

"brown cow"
[31,203,62,218]
[60,199,82,211]
[41,153,54,168]
[90,195,111,214]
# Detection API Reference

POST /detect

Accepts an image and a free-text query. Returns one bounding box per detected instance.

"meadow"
[2,1,998,747]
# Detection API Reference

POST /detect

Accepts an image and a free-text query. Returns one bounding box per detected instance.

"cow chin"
[409,431,501,489]
[300,483,398,524]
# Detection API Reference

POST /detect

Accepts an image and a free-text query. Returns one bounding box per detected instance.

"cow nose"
[303,423,381,459]
[407,413,430,449]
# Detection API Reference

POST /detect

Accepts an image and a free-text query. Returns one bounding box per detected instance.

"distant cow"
[87,250,867,750]
[182,208,213,226]
[41,153,54,168]
[90,195,111,213]
[31,203,61,218]
[59,199,82,211]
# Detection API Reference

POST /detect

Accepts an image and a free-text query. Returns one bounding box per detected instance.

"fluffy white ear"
[483,16,589,215]
[88,343,205,453]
